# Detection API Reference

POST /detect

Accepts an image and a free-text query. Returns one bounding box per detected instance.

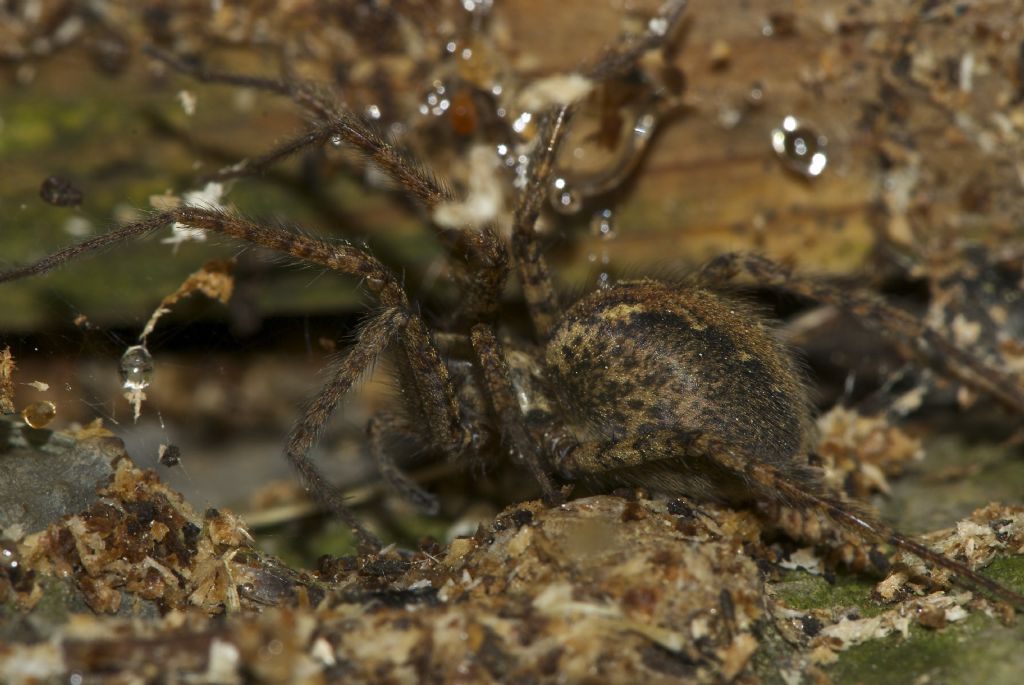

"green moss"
[827,613,1024,685]
[772,569,884,616]
[828,618,976,685]
[254,508,454,569]
[0,111,56,154]
[254,519,357,570]
[30,576,75,623]
[984,555,1024,593]
[762,557,1024,685]
[385,512,453,549]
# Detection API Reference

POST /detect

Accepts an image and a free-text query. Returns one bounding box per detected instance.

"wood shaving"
[148,192,182,211]
[3,462,769,683]
[816,406,924,498]
[885,504,1024,592]
[177,89,196,116]
[124,386,146,422]
[516,73,594,111]
[0,346,15,415]
[809,593,970,662]
[139,259,235,343]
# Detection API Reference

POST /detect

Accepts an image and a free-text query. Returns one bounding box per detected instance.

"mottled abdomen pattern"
[546,280,815,475]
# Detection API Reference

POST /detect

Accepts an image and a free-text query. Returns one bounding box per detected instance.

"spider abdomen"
[545,280,815,476]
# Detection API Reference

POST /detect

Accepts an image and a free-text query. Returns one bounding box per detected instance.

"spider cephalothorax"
[2,0,1024,612]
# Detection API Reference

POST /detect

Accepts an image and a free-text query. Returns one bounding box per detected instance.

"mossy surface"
[827,613,1024,685]
[0,54,434,331]
[759,557,1024,685]
[771,569,882,616]
[757,422,1024,685]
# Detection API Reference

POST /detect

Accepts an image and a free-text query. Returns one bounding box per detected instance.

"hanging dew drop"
[462,0,493,14]
[549,178,583,215]
[0,539,21,573]
[419,81,450,118]
[120,345,154,421]
[589,208,617,240]
[119,345,154,390]
[553,189,582,214]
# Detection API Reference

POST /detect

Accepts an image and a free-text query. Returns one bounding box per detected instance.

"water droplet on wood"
[21,400,56,428]
[771,116,828,178]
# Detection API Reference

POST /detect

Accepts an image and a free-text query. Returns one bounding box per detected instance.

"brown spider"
[2,0,1024,613]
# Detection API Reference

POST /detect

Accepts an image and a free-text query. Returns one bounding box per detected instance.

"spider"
[2,0,1024,613]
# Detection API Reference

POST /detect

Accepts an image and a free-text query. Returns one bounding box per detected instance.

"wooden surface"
[2,1,1023,328]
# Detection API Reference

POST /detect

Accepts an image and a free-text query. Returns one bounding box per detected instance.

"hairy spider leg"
[290,310,404,552]
[511,106,569,341]
[367,412,442,515]
[149,42,514,325]
[470,324,561,503]
[224,103,554,498]
[148,1,689,339]
[558,428,1024,611]
[0,207,474,552]
[699,252,1024,416]
[471,1,690,494]
[512,0,690,340]
[144,45,337,122]
[4,0,691,534]
[150,1,690,335]
[151,35,560,500]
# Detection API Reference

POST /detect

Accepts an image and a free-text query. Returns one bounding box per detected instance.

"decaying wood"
[3,1,1023,327]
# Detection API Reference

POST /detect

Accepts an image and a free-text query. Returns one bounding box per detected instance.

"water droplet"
[648,16,669,36]
[329,134,343,147]
[549,179,583,215]
[512,111,533,135]
[596,272,611,288]
[632,112,656,141]
[21,400,56,429]
[0,539,20,571]
[553,108,661,205]
[771,116,828,178]
[747,81,765,106]
[717,105,742,130]
[589,208,617,240]
[419,82,451,118]
[364,104,381,120]
[119,345,154,391]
